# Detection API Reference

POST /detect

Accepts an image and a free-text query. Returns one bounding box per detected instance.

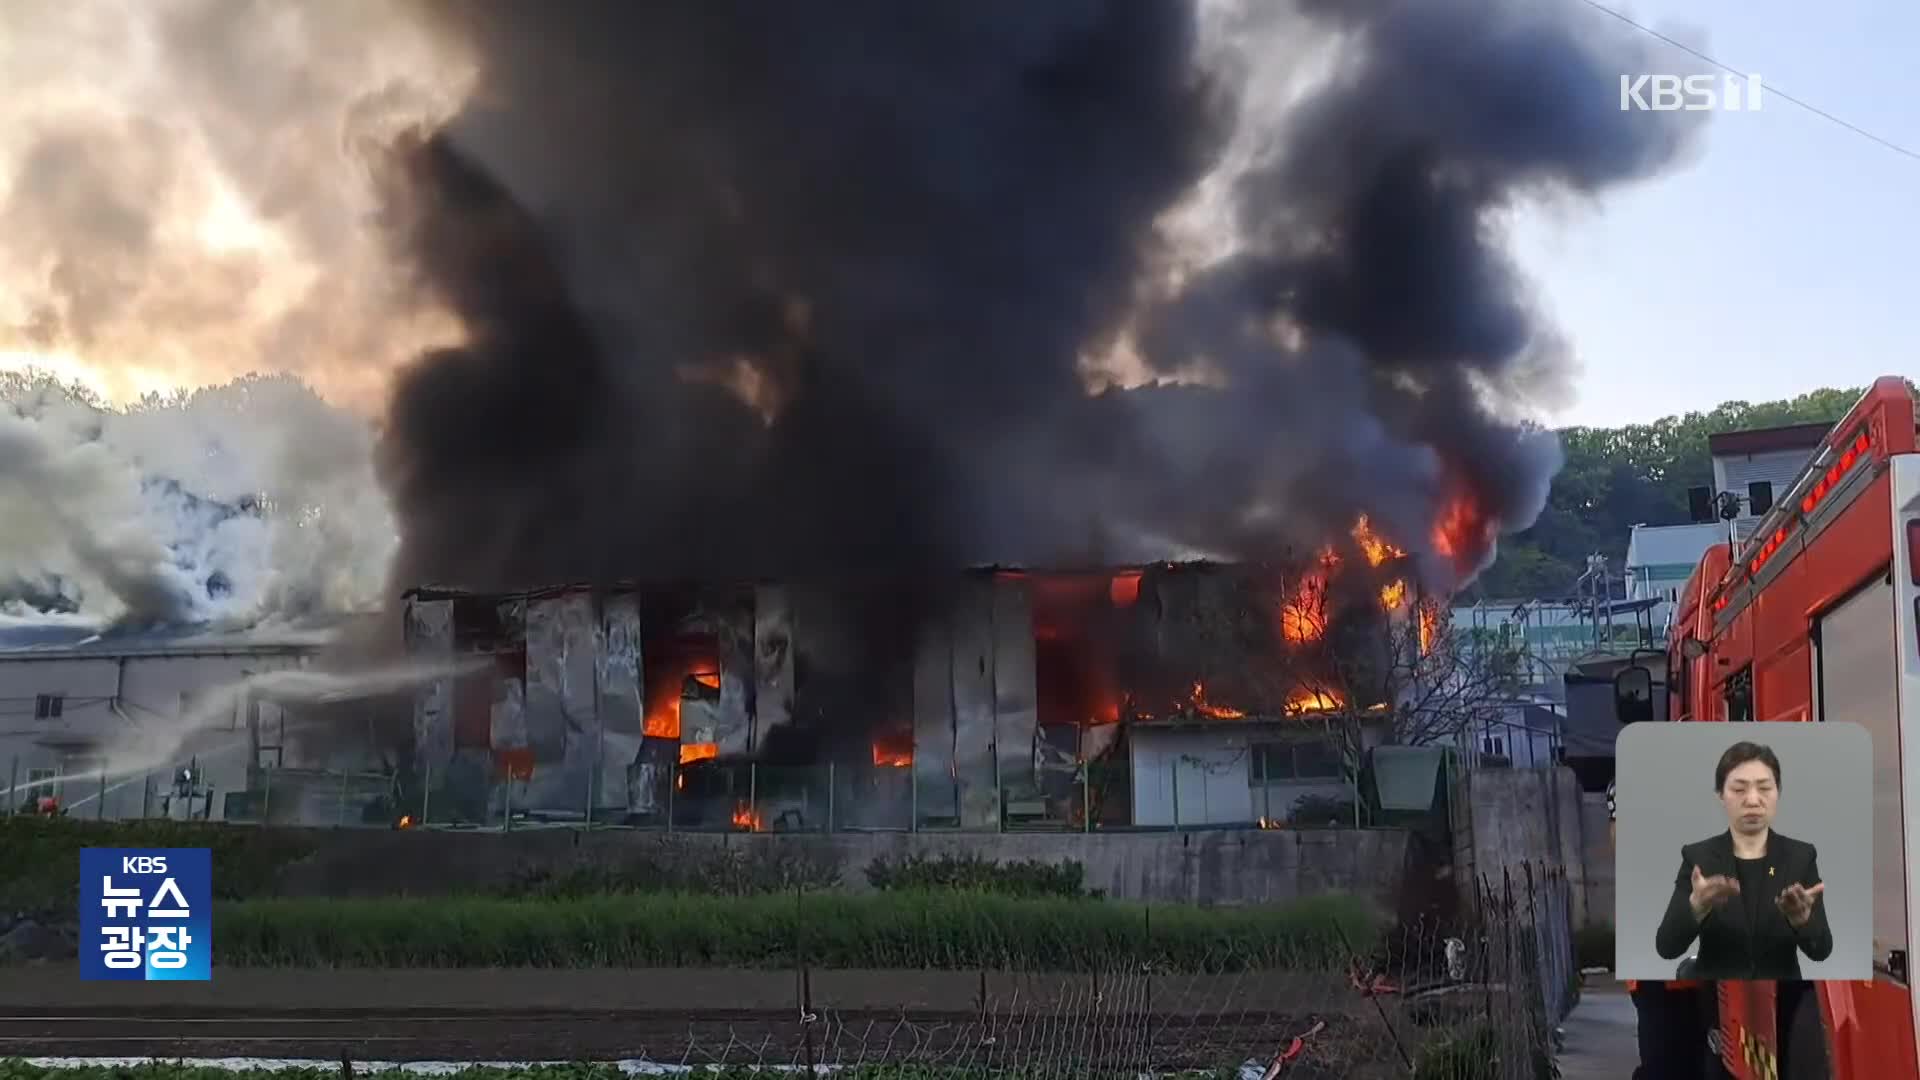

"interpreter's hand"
[1690,866,1740,919]
[1776,882,1826,929]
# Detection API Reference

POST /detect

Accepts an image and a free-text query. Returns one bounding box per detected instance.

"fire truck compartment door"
[1814,565,1904,977]
[1895,453,1920,1052]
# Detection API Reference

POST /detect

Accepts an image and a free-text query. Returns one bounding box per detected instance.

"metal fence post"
[97,766,106,820]
[419,760,430,826]
[748,762,758,832]
[1170,761,1180,829]
[337,769,348,827]
[1259,747,1270,823]
[584,737,598,828]
[1082,762,1092,833]
[826,762,835,833]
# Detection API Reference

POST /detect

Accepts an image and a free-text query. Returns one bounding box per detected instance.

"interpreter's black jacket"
[1654,830,1832,981]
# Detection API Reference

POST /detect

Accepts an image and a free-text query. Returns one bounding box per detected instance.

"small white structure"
[1462,701,1562,769]
[1709,422,1829,541]
[0,621,341,820]
[1128,717,1386,827]
[1624,521,1727,629]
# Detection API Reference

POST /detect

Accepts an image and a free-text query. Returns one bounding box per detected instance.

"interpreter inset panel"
[1614,722,1870,982]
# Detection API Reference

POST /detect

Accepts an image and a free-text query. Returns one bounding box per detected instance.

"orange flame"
[1109,571,1142,608]
[1352,515,1405,567]
[679,742,718,765]
[1432,492,1495,575]
[1286,689,1344,714]
[1418,603,1440,656]
[1281,571,1330,644]
[1379,579,1408,611]
[396,815,415,830]
[643,635,721,739]
[1190,682,1245,720]
[732,801,761,831]
[872,741,913,767]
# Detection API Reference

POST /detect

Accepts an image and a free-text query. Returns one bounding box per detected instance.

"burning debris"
[403,519,1444,830]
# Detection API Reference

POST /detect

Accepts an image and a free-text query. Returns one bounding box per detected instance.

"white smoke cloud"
[0,0,475,411]
[0,369,396,629]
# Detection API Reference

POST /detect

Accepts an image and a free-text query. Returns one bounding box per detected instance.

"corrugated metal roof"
[1625,522,1725,570]
[1707,422,1831,458]
[0,614,370,658]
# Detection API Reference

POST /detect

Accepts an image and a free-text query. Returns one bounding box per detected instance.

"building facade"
[1707,422,1830,541]
[0,623,340,821]
[402,563,1409,832]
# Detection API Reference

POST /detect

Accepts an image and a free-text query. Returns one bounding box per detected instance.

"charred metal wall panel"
[517,592,613,815]
[628,735,677,816]
[598,594,644,812]
[753,585,794,749]
[490,670,527,753]
[681,685,722,749]
[599,594,643,737]
[522,591,564,760]
[713,591,755,755]
[950,578,999,829]
[406,599,455,772]
[992,577,1039,804]
[912,615,957,823]
[598,732,644,814]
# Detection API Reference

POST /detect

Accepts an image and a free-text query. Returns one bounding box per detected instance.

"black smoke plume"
[374,0,1699,596]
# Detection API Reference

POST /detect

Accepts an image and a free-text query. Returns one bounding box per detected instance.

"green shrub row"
[4,819,1101,907]
[497,839,845,898]
[0,817,314,915]
[213,891,1376,972]
[863,853,1095,898]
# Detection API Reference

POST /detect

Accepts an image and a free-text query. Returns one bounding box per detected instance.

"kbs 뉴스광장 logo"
[79,848,212,981]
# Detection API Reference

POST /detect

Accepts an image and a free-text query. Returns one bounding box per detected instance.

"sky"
[0,0,1911,433]
[1512,0,1920,428]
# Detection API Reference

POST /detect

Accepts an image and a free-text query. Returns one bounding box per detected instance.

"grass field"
[213,891,1377,971]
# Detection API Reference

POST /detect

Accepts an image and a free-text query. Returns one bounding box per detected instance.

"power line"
[1575,0,1920,164]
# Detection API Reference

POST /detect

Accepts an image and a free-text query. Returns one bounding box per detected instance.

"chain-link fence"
[270,863,1567,1080]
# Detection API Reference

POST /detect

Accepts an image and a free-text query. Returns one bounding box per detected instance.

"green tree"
[1469,384,1901,600]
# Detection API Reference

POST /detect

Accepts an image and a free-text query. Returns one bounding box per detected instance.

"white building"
[1707,422,1830,541]
[1624,521,1727,629]
[1128,715,1390,827]
[1464,702,1562,769]
[0,621,345,820]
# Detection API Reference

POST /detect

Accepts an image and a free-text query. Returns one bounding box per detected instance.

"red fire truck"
[1622,376,1920,1078]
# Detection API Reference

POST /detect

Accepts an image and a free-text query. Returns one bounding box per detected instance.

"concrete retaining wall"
[1578,791,1615,928]
[1452,766,1598,925]
[270,825,1414,913]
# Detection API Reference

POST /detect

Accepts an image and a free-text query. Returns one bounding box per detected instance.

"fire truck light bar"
[1715,424,1877,614]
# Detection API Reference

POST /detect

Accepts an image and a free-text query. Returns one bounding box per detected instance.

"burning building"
[401,524,1433,829]
[0,0,1704,836]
